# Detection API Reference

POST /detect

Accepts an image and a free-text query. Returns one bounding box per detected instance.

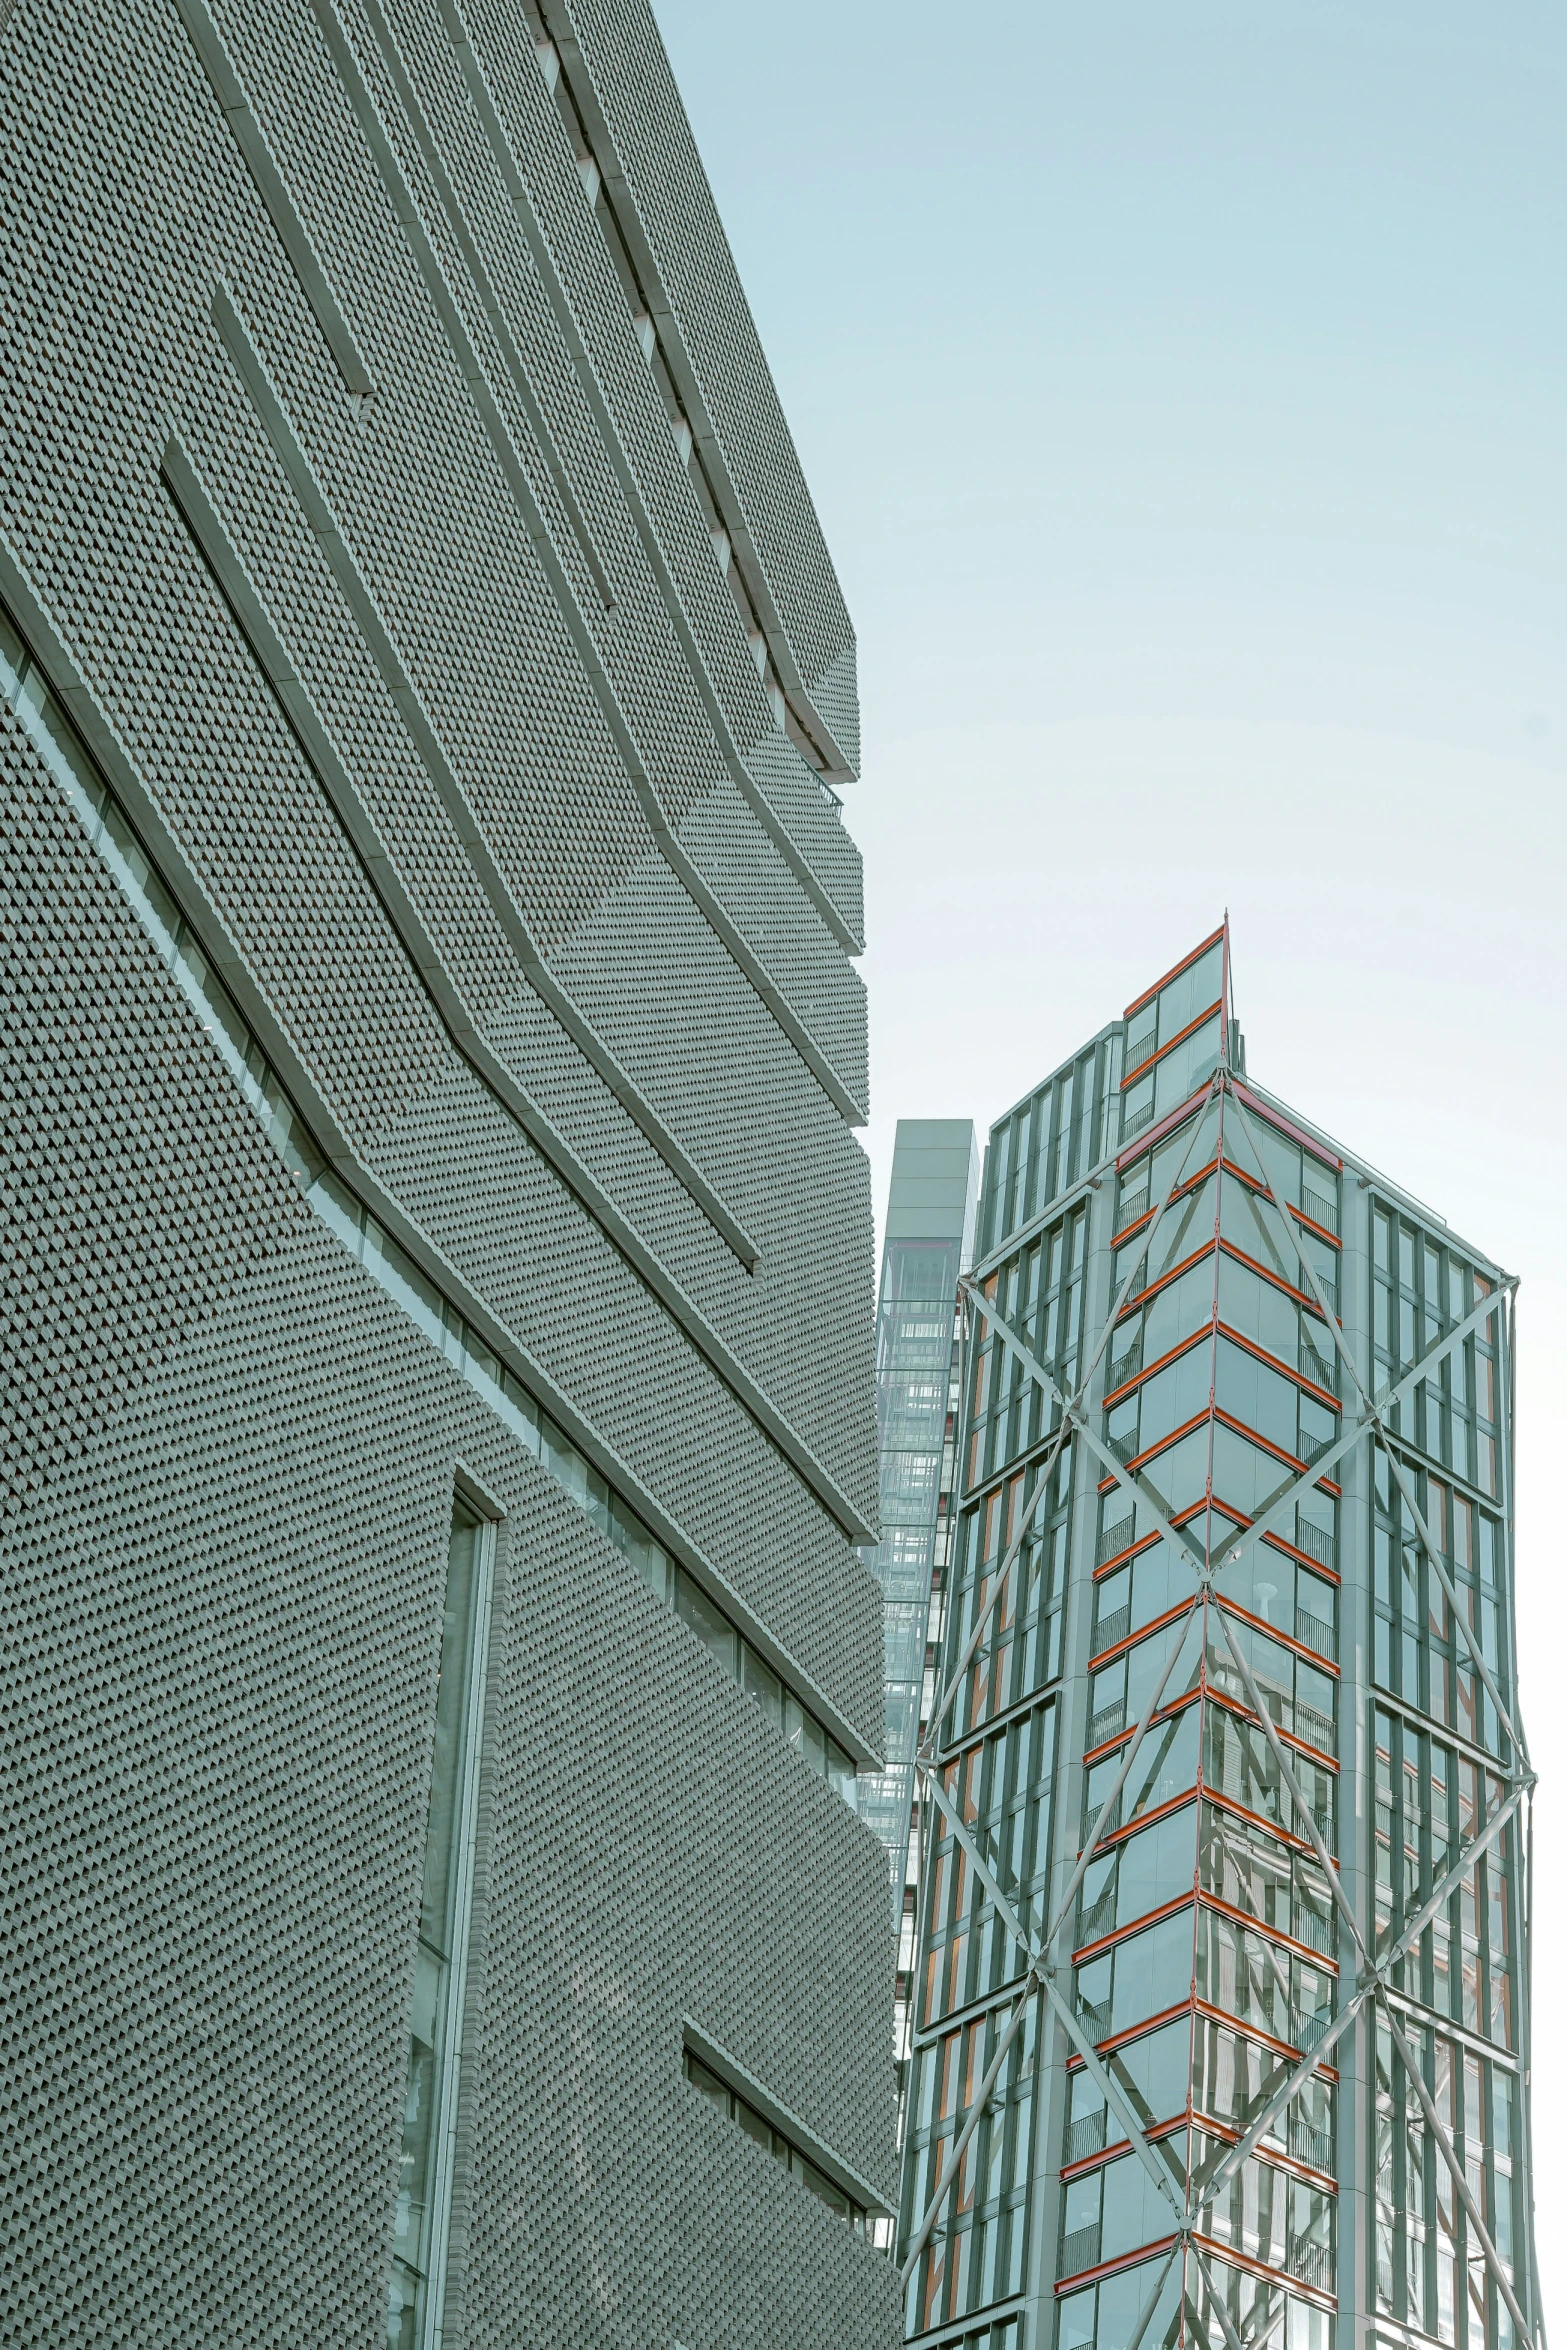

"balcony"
[1288,2112,1334,2172]
[1076,1996,1112,2044]
[1098,1514,1136,1566]
[1291,2239,1335,2294]
[1087,1699,1126,1752]
[1294,1700,1335,1755]
[1115,1195,1150,1238]
[1122,1100,1156,1141]
[1061,2221,1102,2278]
[1291,1902,1334,1958]
[1294,1602,1335,1658]
[1094,1603,1132,1656]
[1078,1883,1117,1948]
[1301,1187,1338,1234]
[1065,2110,1107,2166]
[1296,1520,1334,1571]
[1091,1790,1123,1836]
[1108,1343,1143,1393]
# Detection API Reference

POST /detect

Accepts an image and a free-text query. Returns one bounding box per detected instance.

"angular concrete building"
[0,4,900,2343]
[894,929,1540,2350]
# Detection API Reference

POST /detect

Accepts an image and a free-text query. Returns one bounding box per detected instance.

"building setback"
[893,927,1540,2350]
[0,3,901,2344]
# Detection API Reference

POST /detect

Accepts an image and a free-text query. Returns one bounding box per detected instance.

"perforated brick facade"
[0,1,898,2341]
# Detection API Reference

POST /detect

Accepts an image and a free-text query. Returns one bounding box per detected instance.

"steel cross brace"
[922,1089,1221,1766]
[954,1249,1502,1989]
[1214,1089,1539,2327]
[1124,2238,1183,2350]
[1199,1773,1530,2210]
[1378,1991,1534,2344]
[905,1091,1239,2282]
[1194,2239,1269,2350]
[958,1287,1205,1582]
[914,1762,1189,2236]
[960,1209,1506,1643]
[1039,1968,1190,2222]
[1221,1087,1527,1767]
[905,1072,1531,2314]
[898,1598,1205,2285]
[900,1097,1227,2280]
[902,1600,1207,2279]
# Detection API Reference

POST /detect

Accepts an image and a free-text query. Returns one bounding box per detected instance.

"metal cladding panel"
[363,1052,883,1721]
[808,640,862,779]
[547,0,858,729]
[0,0,891,2336]
[450,0,813,778]
[676,783,870,1108]
[745,727,866,944]
[0,720,308,1525]
[1,1227,900,2347]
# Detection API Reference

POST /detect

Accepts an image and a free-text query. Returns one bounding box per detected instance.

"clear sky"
[653,0,1565,2314]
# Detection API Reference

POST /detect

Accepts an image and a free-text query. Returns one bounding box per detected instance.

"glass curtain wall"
[899,1032,1121,2344]
[863,1121,979,2189]
[896,926,1536,2350]
[861,1233,965,1893]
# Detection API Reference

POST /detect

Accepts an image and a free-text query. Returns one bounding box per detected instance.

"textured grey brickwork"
[552,0,857,731]
[0,0,892,2339]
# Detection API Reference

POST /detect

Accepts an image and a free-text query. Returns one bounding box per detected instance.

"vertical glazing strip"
[388,1495,496,2350]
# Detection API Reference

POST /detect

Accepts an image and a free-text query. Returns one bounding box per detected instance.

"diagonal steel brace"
[1038,1969,1190,2225]
[1208,1601,1369,1968]
[897,1965,1040,2282]
[928,1088,1225,1759]
[1221,1086,1526,1767]
[1201,1775,1529,2209]
[1379,1991,1533,2344]
[901,1601,1204,2275]
[918,1761,1189,2225]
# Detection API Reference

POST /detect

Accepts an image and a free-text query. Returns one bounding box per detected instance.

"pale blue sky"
[655,0,1565,2307]
[656,0,1564,755]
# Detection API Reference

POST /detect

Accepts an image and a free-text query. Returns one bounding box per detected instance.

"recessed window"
[387,1499,494,2348]
[682,2049,868,2235]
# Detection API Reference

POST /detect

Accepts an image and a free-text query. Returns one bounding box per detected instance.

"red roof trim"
[1233,1082,1342,1175]
[1121,999,1224,1092]
[1125,925,1228,1021]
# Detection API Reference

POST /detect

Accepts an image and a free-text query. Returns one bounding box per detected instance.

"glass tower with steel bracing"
[894,926,1540,2350]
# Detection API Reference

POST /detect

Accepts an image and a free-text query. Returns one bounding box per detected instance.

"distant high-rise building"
[860,1120,980,2172]
[0,4,899,2343]
[893,926,1540,2350]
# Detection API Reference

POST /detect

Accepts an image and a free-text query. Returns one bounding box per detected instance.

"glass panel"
[390,1501,487,2350]
[673,1568,740,1678]
[740,1642,783,1725]
[419,1514,480,1961]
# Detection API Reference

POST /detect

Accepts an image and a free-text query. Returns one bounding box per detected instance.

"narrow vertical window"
[387,1498,493,2349]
